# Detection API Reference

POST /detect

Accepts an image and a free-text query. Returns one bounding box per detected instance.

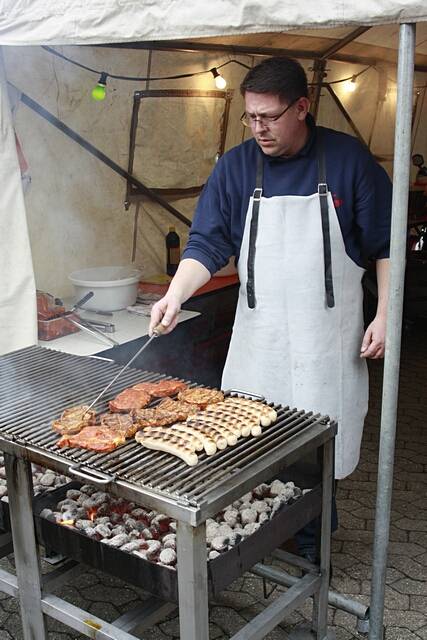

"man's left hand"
[360,315,386,359]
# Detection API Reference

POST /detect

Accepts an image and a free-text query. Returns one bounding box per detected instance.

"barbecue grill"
[0,345,336,640]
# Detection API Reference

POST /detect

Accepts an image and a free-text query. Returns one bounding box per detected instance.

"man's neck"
[281,121,310,158]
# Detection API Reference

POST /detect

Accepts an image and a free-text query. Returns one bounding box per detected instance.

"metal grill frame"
[0,345,337,640]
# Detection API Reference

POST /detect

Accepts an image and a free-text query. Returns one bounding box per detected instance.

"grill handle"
[68,464,115,485]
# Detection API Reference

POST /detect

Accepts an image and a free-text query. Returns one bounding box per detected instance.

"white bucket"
[69,266,142,312]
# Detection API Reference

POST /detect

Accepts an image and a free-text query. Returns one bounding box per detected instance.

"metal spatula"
[85,322,167,412]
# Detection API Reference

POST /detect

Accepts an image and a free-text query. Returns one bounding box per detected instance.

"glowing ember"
[87,507,97,522]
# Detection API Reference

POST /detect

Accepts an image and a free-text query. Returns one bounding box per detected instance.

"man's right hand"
[149,292,181,336]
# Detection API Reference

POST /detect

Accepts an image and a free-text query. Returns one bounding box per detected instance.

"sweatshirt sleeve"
[353,146,392,261]
[182,159,234,274]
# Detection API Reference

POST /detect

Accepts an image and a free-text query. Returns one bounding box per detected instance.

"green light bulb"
[91,73,108,101]
[91,83,106,101]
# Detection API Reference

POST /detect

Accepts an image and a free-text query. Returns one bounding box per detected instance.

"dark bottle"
[166,226,180,276]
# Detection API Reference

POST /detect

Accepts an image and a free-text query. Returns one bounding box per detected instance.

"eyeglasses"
[240,98,299,128]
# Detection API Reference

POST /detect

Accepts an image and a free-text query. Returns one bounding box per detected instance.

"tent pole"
[368,23,415,640]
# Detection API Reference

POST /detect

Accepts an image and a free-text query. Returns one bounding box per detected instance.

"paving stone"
[2,613,24,640]
[416,626,427,640]
[336,512,367,531]
[330,569,361,595]
[210,605,251,636]
[336,499,365,513]
[393,577,427,595]
[383,609,426,630]
[394,518,427,532]
[330,552,358,570]
[388,555,427,580]
[385,628,424,639]
[212,590,257,610]
[81,584,137,606]
[410,595,427,614]
[387,542,425,557]
[409,531,427,547]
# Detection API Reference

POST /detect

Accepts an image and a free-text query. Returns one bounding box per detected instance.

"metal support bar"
[310,60,326,121]
[369,23,416,640]
[0,567,19,598]
[323,83,366,145]
[319,27,371,59]
[4,454,48,639]
[41,594,139,640]
[230,573,321,640]
[252,563,369,622]
[96,41,427,73]
[176,521,209,640]
[313,440,333,638]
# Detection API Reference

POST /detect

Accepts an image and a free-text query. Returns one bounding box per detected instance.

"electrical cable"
[42,46,250,81]
[42,45,374,89]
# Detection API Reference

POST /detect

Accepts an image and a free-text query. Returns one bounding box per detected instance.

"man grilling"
[149,56,392,561]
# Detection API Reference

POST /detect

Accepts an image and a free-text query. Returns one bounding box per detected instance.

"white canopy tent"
[0,0,426,44]
[0,3,425,639]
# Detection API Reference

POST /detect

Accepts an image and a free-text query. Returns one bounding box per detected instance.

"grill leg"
[4,454,47,639]
[176,521,209,640]
[312,440,333,639]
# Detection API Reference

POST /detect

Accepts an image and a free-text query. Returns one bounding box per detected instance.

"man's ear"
[296,97,310,121]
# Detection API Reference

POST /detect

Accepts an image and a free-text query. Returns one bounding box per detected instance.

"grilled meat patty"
[52,405,96,435]
[57,425,126,453]
[132,379,188,398]
[109,389,151,413]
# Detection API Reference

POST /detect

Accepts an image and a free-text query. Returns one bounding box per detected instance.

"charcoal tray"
[34,481,322,602]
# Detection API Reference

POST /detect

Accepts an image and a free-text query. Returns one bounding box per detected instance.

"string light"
[41,46,375,101]
[91,72,108,101]
[210,67,227,89]
[343,75,357,93]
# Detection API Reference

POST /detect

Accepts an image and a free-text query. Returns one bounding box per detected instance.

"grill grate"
[0,346,331,511]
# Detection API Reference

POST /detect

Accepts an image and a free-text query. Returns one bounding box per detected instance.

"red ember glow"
[87,507,98,522]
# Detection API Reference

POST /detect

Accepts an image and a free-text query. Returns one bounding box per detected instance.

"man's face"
[243,92,310,158]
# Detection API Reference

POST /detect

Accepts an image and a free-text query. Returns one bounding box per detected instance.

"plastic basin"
[69,266,142,312]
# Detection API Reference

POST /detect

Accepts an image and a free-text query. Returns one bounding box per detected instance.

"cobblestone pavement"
[0,325,425,639]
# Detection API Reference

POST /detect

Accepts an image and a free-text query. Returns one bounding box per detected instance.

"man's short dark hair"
[240,56,308,103]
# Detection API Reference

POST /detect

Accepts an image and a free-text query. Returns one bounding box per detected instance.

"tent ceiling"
[109,23,427,71]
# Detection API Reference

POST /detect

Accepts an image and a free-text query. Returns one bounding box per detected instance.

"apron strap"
[317,131,335,308]
[246,152,263,309]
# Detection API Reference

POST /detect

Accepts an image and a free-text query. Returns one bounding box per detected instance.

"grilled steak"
[52,405,96,435]
[177,387,224,409]
[133,407,179,429]
[99,412,137,437]
[109,389,151,413]
[157,398,199,420]
[133,379,188,397]
[57,425,126,453]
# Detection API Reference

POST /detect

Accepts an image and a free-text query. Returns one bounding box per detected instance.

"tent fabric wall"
[0,50,36,355]
[0,1,426,46]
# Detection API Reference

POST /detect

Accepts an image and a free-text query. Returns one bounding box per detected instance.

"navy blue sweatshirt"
[182,116,392,273]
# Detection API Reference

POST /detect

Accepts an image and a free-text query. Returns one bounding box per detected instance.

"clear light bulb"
[215,74,227,89]
[211,67,227,90]
[91,73,108,101]
[344,76,357,93]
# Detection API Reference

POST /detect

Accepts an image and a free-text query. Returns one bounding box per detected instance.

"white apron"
[222,142,368,479]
